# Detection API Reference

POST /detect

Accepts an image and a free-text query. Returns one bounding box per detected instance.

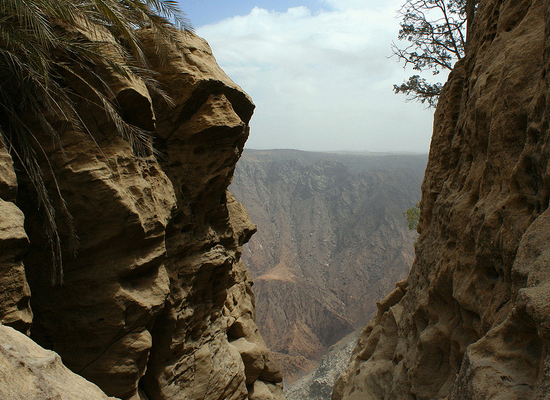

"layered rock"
[4,30,283,400]
[231,150,426,381]
[333,0,550,399]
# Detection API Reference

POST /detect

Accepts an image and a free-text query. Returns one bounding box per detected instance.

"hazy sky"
[178,0,438,153]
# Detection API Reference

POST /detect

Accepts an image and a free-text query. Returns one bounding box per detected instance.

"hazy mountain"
[231,149,427,382]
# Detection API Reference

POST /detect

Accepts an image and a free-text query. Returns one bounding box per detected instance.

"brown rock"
[333,0,550,399]
[81,329,153,399]
[133,30,266,400]
[0,144,32,334]
[0,324,116,400]
[249,381,285,400]
[231,338,267,384]
[260,355,284,383]
[0,143,17,199]
[266,382,285,399]
[11,28,284,400]
[21,101,176,398]
[0,201,31,333]
[375,286,405,316]
[249,380,275,400]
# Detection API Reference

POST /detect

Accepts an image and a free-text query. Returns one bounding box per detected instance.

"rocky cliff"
[333,0,550,399]
[230,150,426,382]
[0,30,283,400]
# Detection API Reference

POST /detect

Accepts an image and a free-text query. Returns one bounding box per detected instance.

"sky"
[177,0,439,153]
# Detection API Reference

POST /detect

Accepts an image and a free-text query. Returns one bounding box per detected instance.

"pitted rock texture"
[332,1,550,399]
[9,30,283,400]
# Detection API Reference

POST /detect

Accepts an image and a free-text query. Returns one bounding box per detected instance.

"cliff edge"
[0,29,284,400]
[333,0,550,399]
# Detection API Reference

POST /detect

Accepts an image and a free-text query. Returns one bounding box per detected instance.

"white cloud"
[197,2,436,153]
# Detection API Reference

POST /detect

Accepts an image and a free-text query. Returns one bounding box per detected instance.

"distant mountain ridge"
[230,149,427,382]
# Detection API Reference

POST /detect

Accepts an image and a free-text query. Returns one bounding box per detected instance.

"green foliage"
[392,0,468,107]
[0,0,192,284]
[393,76,443,108]
[404,202,420,231]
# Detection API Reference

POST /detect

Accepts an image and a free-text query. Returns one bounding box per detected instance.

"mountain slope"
[231,149,427,381]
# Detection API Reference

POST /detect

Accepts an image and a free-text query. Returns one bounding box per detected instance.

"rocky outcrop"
[0,144,32,335]
[2,30,283,400]
[0,325,116,400]
[231,150,426,382]
[333,0,550,399]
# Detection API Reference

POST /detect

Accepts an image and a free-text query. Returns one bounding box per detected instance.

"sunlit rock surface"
[2,30,283,400]
[0,144,32,334]
[0,325,116,400]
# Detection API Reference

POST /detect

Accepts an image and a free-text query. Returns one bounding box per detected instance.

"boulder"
[0,324,116,400]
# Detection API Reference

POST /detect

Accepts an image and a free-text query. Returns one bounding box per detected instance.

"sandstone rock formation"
[231,150,426,382]
[333,0,550,399]
[1,30,283,400]
[0,325,116,400]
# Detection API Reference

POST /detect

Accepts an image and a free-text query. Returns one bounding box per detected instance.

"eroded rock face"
[9,30,283,400]
[0,144,32,334]
[0,325,116,400]
[333,1,550,399]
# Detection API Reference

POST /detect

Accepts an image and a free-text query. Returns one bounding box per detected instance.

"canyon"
[2,0,550,399]
[230,150,425,383]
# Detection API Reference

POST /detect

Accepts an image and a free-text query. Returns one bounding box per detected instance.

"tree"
[403,202,420,231]
[0,0,192,283]
[392,0,472,107]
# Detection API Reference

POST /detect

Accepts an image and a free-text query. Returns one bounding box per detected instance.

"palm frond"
[0,0,192,284]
